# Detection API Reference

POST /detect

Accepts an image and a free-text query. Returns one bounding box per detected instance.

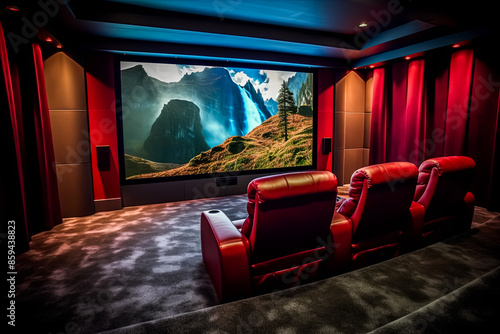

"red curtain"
[32,43,62,229]
[1,22,62,253]
[369,46,500,210]
[444,49,474,156]
[388,61,408,162]
[404,59,426,163]
[369,67,387,163]
[1,21,30,252]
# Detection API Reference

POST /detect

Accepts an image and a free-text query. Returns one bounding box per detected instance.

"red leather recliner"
[201,171,338,302]
[413,156,475,244]
[332,162,421,270]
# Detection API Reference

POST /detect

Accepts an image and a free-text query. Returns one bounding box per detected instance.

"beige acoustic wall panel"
[344,149,364,184]
[44,52,87,110]
[364,113,372,149]
[365,72,374,113]
[363,148,370,167]
[335,70,347,112]
[55,163,94,218]
[335,70,366,112]
[334,149,345,186]
[334,112,345,150]
[344,71,365,113]
[334,70,346,185]
[44,52,94,217]
[345,112,365,149]
[335,70,367,185]
[365,71,373,157]
[49,109,90,164]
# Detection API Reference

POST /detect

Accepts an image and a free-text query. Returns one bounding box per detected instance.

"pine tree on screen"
[277,81,296,141]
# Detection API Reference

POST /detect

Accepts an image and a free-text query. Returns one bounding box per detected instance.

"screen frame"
[114,55,318,185]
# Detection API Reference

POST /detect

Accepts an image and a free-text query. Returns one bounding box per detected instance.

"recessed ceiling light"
[45,37,53,42]
[369,65,375,69]
[405,56,411,60]
[6,5,20,11]
[359,22,368,28]
[452,43,461,48]
[56,44,63,49]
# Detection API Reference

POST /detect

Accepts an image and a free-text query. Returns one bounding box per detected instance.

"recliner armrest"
[403,201,426,251]
[200,210,251,302]
[415,167,440,209]
[328,212,352,273]
[457,192,475,232]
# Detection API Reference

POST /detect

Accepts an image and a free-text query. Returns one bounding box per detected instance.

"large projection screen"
[117,59,317,183]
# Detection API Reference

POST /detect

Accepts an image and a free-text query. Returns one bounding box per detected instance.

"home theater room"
[2,0,500,333]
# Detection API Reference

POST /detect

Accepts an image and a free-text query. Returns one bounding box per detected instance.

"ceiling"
[2,0,494,68]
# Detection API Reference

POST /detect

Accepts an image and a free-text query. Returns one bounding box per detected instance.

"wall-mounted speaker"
[96,145,110,171]
[322,137,332,155]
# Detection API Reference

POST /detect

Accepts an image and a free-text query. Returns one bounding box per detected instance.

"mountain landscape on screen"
[119,62,314,180]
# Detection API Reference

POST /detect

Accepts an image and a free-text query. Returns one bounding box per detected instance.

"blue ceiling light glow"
[352,28,487,68]
[104,0,334,31]
[85,22,347,58]
[106,50,325,68]
[67,0,492,70]
[361,20,436,50]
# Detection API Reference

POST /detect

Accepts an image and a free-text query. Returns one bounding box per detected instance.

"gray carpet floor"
[100,209,500,334]
[12,195,500,334]
[14,195,248,333]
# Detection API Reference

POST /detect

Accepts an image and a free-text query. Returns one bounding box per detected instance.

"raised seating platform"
[102,207,500,334]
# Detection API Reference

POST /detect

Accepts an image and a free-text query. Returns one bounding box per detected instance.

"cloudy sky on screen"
[121,62,297,101]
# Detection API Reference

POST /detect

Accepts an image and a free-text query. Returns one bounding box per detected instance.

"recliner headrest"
[248,171,337,203]
[241,171,337,239]
[418,156,475,176]
[348,162,418,200]
[414,156,475,202]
